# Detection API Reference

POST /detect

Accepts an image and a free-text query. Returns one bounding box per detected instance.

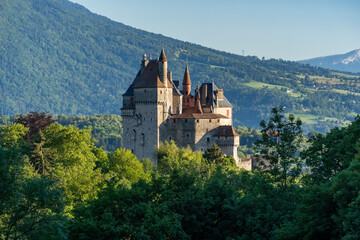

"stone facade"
[121,49,240,165]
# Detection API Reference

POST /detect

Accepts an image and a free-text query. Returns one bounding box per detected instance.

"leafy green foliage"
[302,116,360,182]
[0,124,67,240]
[1,108,360,239]
[255,106,303,188]
[56,114,123,152]
[155,140,206,174]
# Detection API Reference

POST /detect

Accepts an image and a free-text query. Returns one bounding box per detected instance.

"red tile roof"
[182,64,191,85]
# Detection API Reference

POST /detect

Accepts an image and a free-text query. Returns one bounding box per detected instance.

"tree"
[302,116,360,182]
[0,124,67,240]
[15,112,55,142]
[203,143,238,170]
[43,124,103,207]
[155,141,206,175]
[255,106,303,188]
[106,148,151,184]
[30,130,55,175]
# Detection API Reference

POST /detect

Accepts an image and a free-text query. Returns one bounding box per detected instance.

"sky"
[69,0,360,61]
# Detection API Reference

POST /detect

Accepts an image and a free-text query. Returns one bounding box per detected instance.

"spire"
[182,64,191,85]
[159,48,167,62]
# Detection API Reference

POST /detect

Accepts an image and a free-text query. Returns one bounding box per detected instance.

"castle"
[121,49,240,164]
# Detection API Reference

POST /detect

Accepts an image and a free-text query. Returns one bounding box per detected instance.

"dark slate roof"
[123,70,141,96]
[171,80,182,96]
[199,83,232,108]
[217,126,239,137]
[132,60,173,89]
[170,112,228,119]
[182,64,191,85]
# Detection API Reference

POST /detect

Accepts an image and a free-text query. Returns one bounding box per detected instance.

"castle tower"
[158,48,168,87]
[121,51,173,163]
[182,64,191,96]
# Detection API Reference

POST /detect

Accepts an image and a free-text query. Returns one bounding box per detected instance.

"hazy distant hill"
[1,0,360,132]
[299,49,360,73]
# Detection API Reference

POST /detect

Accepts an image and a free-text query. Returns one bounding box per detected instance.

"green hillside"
[1,0,360,132]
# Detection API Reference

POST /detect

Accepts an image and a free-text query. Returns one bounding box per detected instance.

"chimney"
[201,84,207,106]
[216,89,224,105]
[140,54,148,73]
[167,71,172,82]
[195,85,203,114]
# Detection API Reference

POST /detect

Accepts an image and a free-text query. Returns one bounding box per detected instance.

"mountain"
[1,0,360,132]
[299,49,360,73]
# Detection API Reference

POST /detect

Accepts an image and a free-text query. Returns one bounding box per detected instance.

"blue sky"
[69,0,360,61]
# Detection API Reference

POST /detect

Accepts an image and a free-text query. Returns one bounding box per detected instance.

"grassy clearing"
[331,72,360,79]
[331,89,360,96]
[289,113,351,126]
[244,81,283,89]
[210,65,226,69]
[244,81,303,98]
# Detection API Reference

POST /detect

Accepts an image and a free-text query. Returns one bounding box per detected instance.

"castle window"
[227,110,230,116]
[160,90,162,94]
[209,119,212,123]
[186,133,190,138]
[187,99,189,103]
[207,137,210,142]
[130,97,134,101]
[218,119,220,123]
[144,89,147,92]
[173,119,176,123]
[141,133,145,146]
[197,120,199,123]
[185,119,188,123]
[131,149,134,153]
[200,148,204,152]
[133,129,136,141]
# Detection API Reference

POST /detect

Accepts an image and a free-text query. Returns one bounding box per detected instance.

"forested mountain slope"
[1,0,360,131]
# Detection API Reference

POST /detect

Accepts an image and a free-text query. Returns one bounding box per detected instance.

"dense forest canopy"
[1,110,360,239]
[0,0,360,132]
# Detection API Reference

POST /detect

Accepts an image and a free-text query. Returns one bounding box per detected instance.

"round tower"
[158,49,168,87]
[182,64,191,96]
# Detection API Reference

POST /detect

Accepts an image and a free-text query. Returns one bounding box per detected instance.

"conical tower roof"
[159,48,167,62]
[182,64,191,85]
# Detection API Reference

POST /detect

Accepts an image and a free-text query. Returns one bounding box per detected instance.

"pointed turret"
[159,48,167,62]
[182,64,191,96]
[183,64,191,85]
[158,48,168,86]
